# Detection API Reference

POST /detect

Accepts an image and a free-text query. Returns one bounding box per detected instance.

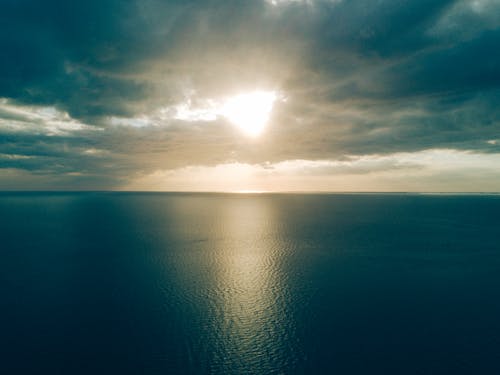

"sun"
[222,91,277,137]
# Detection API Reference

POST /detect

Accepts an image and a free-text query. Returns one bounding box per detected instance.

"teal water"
[1,193,500,374]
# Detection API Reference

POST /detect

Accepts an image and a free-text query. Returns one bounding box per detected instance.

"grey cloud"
[1,0,500,189]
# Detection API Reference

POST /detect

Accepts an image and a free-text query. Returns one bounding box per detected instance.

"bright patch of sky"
[124,149,500,193]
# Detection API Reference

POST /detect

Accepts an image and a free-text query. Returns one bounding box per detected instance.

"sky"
[1,0,500,191]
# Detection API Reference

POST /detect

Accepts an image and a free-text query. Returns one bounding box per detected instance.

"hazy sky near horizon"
[1,0,500,191]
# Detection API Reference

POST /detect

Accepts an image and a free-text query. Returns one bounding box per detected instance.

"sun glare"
[222,91,276,137]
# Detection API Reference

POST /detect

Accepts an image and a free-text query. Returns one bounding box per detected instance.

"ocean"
[1,192,500,374]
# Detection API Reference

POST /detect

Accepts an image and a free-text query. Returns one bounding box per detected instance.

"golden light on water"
[222,91,277,137]
[210,198,296,370]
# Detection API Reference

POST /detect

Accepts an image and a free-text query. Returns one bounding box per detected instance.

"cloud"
[1,0,500,190]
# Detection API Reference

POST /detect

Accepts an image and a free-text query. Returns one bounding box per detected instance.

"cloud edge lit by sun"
[221,91,277,137]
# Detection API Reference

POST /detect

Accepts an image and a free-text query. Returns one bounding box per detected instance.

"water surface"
[1,193,500,374]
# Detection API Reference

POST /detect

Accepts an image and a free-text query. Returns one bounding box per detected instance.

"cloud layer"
[1,0,500,190]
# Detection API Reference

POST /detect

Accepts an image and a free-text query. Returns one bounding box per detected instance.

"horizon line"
[1,190,500,195]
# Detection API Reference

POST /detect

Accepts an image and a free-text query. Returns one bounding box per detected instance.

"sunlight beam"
[222,91,276,137]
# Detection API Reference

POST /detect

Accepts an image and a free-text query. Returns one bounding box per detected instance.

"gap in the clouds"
[108,90,279,137]
[122,149,500,193]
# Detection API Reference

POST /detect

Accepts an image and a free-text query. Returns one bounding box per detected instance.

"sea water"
[1,192,500,374]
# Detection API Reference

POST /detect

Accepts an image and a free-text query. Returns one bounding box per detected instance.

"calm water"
[1,193,500,374]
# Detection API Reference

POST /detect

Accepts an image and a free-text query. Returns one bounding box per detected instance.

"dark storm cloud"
[0,0,169,119]
[0,0,289,119]
[1,0,500,188]
[312,0,455,57]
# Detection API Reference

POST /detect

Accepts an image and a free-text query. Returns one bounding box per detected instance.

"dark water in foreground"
[1,193,500,374]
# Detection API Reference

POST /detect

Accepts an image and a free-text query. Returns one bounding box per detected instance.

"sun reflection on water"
[211,198,297,373]
[161,196,301,373]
